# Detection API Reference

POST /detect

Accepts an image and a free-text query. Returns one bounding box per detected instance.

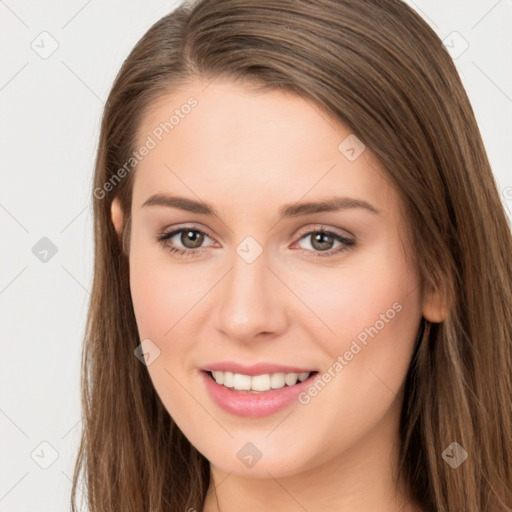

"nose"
[214,245,289,343]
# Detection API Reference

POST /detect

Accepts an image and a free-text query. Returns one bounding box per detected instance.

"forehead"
[132,78,397,216]
[137,78,344,159]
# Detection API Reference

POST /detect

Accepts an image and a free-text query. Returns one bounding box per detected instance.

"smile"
[201,368,320,417]
[208,370,313,392]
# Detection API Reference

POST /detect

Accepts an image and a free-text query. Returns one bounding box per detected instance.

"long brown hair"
[71,1,512,510]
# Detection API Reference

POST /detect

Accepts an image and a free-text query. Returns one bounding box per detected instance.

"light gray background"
[1,1,511,510]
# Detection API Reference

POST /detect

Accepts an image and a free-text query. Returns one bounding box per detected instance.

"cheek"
[294,238,423,428]
[128,234,202,339]
[129,258,170,338]
[298,243,421,351]
[304,241,422,409]
[128,243,205,425]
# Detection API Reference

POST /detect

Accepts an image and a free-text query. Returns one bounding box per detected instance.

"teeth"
[298,372,309,382]
[223,371,233,388]
[233,373,251,390]
[210,370,312,392]
[212,370,224,385]
[252,374,271,391]
[284,372,298,386]
[270,372,286,389]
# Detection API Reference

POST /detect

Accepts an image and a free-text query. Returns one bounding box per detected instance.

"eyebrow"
[141,194,381,218]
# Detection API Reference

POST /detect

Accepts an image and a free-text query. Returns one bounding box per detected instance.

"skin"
[111,78,445,512]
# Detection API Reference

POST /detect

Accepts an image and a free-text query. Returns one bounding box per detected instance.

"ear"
[111,196,124,236]
[422,285,448,323]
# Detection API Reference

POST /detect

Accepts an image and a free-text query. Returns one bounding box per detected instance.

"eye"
[156,225,215,257]
[292,226,356,258]
[156,224,356,259]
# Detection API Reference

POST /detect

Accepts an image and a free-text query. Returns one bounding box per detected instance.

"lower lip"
[200,370,317,417]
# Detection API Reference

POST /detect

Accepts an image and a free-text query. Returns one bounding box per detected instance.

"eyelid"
[294,223,355,240]
[157,222,356,257]
[159,223,354,244]
[290,225,356,258]
[159,223,217,242]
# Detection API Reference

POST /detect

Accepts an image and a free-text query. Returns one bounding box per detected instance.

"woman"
[71,1,512,510]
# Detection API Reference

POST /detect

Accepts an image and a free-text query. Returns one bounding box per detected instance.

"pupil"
[182,230,203,248]
[313,232,332,251]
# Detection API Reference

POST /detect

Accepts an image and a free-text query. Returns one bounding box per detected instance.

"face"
[111,78,437,479]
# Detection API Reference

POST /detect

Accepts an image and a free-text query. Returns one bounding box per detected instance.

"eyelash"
[155,224,356,259]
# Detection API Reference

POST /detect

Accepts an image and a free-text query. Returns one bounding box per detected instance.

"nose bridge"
[215,240,287,341]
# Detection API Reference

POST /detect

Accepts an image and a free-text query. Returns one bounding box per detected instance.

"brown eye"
[157,226,215,257]
[180,230,205,249]
[294,228,356,258]
[310,232,336,251]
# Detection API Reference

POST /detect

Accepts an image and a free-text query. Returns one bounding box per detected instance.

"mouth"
[203,369,319,394]
[200,366,320,417]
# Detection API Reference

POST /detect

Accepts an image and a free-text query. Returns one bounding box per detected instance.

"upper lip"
[201,361,317,376]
